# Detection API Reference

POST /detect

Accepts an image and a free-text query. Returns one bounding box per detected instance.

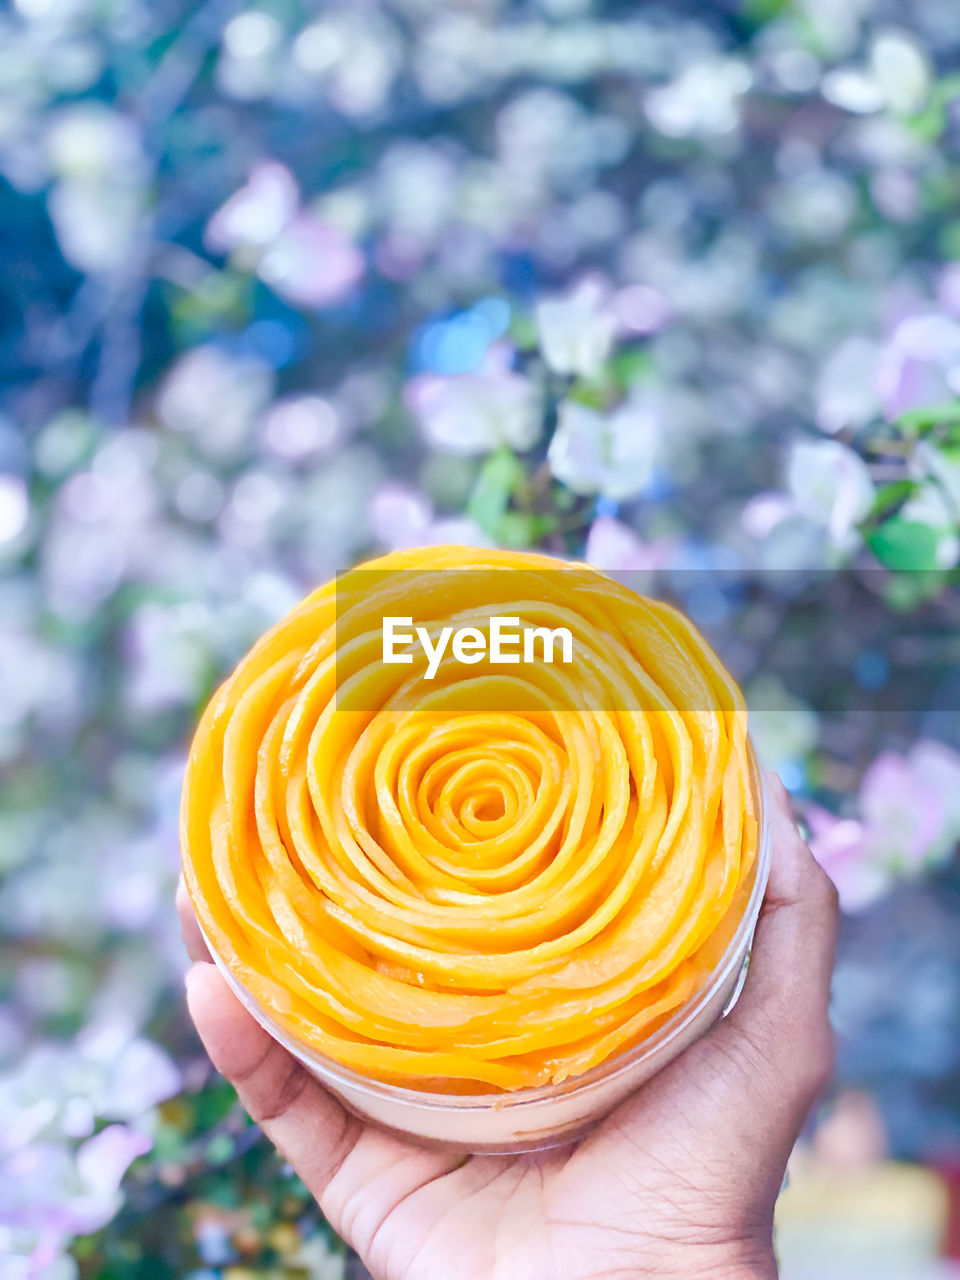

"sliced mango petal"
[181,548,759,1091]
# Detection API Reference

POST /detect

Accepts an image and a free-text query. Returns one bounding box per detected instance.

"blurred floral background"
[2,0,960,1276]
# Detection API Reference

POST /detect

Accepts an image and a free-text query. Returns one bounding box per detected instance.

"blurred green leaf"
[609,347,654,393]
[467,446,523,536]
[567,381,608,410]
[881,570,949,610]
[907,72,960,141]
[868,516,942,570]
[895,402,960,436]
[740,0,793,27]
[938,220,960,260]
[193,1078,240,1130]
[206,1132,236,1165]
[508,312,539,352]
[907,102,946,143]
[864,479,917,524]
[419,453,476,510]
[498,511,555,548]
[150,1121,187,1166]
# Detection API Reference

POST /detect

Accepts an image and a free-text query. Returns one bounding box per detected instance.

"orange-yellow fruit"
[181,547,758,1091]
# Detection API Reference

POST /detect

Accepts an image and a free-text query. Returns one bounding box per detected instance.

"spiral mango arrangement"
[181,547,758,1091]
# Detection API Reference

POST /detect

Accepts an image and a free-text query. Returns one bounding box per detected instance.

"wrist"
[721,1264,777,1280]
[642,1240,777,1280]
[706,1242,778,1280]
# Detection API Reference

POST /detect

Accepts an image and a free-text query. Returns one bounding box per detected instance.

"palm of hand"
[327,1039,788,1280]
[183,777,835,1280]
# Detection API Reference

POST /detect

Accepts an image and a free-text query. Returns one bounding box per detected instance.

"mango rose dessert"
[181,547,768,1151]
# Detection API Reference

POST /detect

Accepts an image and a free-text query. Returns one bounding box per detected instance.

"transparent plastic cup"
[201,750,770,1155]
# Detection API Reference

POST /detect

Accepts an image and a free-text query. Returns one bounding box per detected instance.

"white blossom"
[536,280,616,379]
[816,336,882,433]
[646,58,751,138]
[548,396,658,500]
[787,439,875,545]
[406,348,541,455]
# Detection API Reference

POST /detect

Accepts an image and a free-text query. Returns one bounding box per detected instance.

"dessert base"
[205,911,761,1154]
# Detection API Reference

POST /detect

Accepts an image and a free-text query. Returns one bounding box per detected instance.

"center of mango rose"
[181,546,758,1093]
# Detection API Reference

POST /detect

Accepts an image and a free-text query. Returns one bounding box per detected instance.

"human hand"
[180,772,837,1280]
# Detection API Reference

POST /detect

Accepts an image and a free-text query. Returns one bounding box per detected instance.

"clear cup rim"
[199,745,772,1113]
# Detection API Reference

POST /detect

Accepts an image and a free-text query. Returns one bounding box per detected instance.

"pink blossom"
[908,739,960,840]
[584,517,673,573]
[876,313,960,420]
[859,750,949,870]
[77,1125,151,1199]
[1,1125,149,1244]
[370,483,431,549]
[258,212,364,307]
[613,284,670,336]
[204,161,298,254]
[937,263,960,317]
[204,162,364,308]
[806,739,960,912]
[805,805,889,913]
[370,482,492,551]
[740,492,796,540]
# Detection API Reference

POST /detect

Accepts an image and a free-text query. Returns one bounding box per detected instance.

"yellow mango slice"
[181,547,758,1091]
